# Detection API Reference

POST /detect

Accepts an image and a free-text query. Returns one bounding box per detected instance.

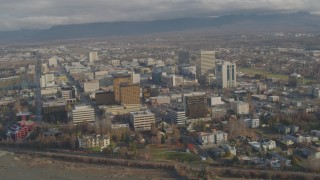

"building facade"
[215,61,237,88]
[200,51,216,75]
[71,105,95,124]
[129,110,155,132]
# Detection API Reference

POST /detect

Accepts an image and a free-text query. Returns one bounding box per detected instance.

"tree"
[161,135,166,144]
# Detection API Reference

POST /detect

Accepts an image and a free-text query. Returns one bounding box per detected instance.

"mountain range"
[1,12,320,42]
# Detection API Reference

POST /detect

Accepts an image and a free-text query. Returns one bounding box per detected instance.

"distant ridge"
[1,12,320,42]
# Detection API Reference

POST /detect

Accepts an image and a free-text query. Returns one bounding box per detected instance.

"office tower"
[183,92,208,119]
[215,61,237,88]
[113,74,132,103]
[178,50,190,65]
[95,91,115,105]
[129,110,155,132]
[131,71,140,84]
[120,83,140,105]
[61,87,76,103]
[89,52,99,62]
[167,106,187,125]
[200,51,215,75]
[72,105,95,124]
[40,73,55,88]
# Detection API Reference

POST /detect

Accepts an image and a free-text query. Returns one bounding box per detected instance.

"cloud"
[0,0,319,31]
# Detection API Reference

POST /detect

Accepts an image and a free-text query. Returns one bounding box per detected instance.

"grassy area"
[153,151,200,163]
[239,68,315,83]
[148,145,200,163]
[239,68,289,81]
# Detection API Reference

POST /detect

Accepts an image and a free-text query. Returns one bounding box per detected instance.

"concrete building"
[160,74,184,87]
[78,134,110,151]
[71,105,95,124]
[197,131,228,145]
[95,91,115,105]
[288,73,303,87]
[61,87,76,103]
[208,96,224,106]
[215,61,237,88]
[129,110,155,132]
[200,51,215,75]
[83,81,99,93]
[183,92,207,119]
[131,71,140,84]
[243,118,260,128]
[89,52,99,62]
[40,73,55,88]
[119,83,140,105]
[167,106,187,125]
[231,101,249,115]
[113,74,132,103]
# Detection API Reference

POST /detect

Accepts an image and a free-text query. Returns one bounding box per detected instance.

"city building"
[42,99,68,123]
[89,52,99,62]
[183,92,208,119]
[160,74,184,87]
[142,85,159,100]
[197,130,228,145]
[200,51,215,75]
[167,106,187,125]
[71,105,95,124]
[40,73,55,88]
[288,73,304,87]
[215,61,237,88]
[231,101,249,115]
[243,118,260,128]
[83,81,99,93]
[95,91,115,105]
[119,83,140,105]
[113,74,132,103]
[78,134,110,151]
[129,110,155,132]
[61,87,76,103]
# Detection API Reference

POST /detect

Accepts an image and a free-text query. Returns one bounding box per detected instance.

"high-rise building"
[183,92,208,119]
[113,74,132,103]
[120,83,140,105]
[89,52,99,62]
[40,73,55,88]
[71,105,95,124]
[215,61,237,88]
[200,51,215,75]
[129,110,155,132]
[167,106,187,125]
[178,50,190,65]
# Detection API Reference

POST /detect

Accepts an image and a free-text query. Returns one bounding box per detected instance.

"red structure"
[14,120,36,140]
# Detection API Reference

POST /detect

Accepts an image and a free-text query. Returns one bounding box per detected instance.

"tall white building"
[167,107,187,125]
[131,71,141,84]
[215,61,236,88]
[200,51,215,75]
[89,52,99,62]
[129,110,155,132]
[72,105,95,124]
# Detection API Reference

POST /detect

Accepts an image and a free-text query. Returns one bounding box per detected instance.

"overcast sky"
[0,0,319,31]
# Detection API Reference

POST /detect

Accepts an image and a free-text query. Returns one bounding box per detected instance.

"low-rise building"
[231,101,249,115]
[71,105,95,124]
[78,134,110,151]
[129,110,155,132]
[198,131,228,145]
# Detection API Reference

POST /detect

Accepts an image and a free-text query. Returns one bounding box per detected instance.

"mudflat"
[0,150,180,180]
